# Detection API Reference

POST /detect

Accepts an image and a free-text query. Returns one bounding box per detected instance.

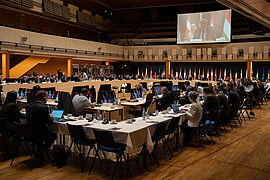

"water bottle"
[118,97,121,106]
[142,108,145,120]
[146,108,150,119]
[103,111,106,121]
[97,110,100,120]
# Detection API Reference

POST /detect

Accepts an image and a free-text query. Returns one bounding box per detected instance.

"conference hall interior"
[0,0,270,179]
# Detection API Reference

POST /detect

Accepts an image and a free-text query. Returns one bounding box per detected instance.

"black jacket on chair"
[228,90,241,113]
[202,94,219,113]
[26,101,53,138]
[217,92,228,109]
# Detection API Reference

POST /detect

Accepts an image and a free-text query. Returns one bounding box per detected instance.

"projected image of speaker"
[177,9,231,44]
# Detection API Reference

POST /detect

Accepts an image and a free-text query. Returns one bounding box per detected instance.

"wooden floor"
[1,102,270,180]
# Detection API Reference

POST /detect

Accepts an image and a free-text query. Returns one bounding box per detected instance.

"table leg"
[121,109,123,121]
[63,134,66,146]
[143,144,147,169]
[175,126,179,151]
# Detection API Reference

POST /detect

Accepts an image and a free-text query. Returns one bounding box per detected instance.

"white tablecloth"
[52,111,186,153]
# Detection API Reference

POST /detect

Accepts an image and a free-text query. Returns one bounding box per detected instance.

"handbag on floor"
[52,144,68,168]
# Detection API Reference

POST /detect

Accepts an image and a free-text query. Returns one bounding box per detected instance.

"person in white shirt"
[0,85,6,106]
[72,88,94,113]
[181,91,202,143]
[83,72,88,81]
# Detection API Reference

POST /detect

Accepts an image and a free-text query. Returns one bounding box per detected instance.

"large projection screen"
[177,9,231,44]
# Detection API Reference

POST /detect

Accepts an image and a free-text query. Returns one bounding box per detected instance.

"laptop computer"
[52,110,64,120]
[171,104,180,113]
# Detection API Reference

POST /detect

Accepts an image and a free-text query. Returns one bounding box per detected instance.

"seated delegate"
[72,88,94,113]
[154,87,173,111]
[26,90,57,160]
[181,91,202,142]
[0,91,25,124]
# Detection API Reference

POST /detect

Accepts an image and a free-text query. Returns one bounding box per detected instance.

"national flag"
[256,68,259,80]
[252,68,253,78]
[219,68,222,79]
[158,67,161,75]
[142,72,143,77]
[150,68,152,77]
[184,68,187,79]
[211,68,213,81]
[176,72,178,79]
[202,68,205,78]
[223,10,231,41]
[224,68,227,80]
[210,12,215,28]
[194,68,196,80]
[235,69,237,82]
[137,67,140,75]
[240,68,243,78]
[145,68,148,76]
[189,68,191,77]
[207,68,209,79]
[198,68,201,80]
[230,69,232,79]
[215,68,217,80]
[154,72,156,79]
[179,68,182,78]
[268,69,270,79]
[56,92,59,102]
[262,69,265,81]
[185,14,191,41]
[171,69,174,78]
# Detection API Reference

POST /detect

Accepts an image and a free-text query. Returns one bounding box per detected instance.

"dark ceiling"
[0,0,269,44]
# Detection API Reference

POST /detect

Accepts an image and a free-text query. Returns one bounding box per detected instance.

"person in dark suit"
[0,91,25,123]
[193,19,216,41]
[184,81,194,98]
[202,87,219,113]
[227,82,241,117]
[213,85,228,109]
[180,81,194,105]
[155,87,173,111]
[27,85,41,104]
[26,90,57,158]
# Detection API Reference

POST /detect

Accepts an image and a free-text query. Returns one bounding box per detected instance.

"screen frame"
[176,9,232,45]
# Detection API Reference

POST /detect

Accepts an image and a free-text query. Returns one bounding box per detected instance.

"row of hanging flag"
[138,67,270,81]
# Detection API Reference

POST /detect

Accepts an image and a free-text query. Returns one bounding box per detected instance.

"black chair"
[170,91,180,104]
[89,129,131,179]
[66,124,99,173]
[239,98,250,121]
[165,117,183,154]
[11,122,51,169]
[204,110,222,143]
[150,121,171,167]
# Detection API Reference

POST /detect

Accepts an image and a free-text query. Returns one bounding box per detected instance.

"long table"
[2,79,217,94]
[51,109,188,154]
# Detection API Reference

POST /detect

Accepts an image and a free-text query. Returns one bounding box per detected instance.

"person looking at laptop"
[181,91,202,143]
[72,88,94,113]
[154,87,173,111]
[26,90,57,160]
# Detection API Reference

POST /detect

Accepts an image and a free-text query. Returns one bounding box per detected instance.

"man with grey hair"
[193,18,216,41]
[155,87,173,111]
